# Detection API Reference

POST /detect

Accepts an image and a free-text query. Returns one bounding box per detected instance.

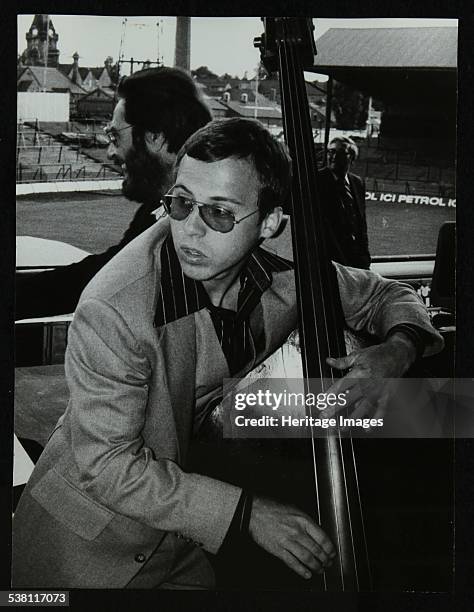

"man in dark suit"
[318,136,371,269]
[15,67,212,320]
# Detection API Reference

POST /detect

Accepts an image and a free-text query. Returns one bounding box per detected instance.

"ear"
[259,206,284,240]
[143,130,169,155]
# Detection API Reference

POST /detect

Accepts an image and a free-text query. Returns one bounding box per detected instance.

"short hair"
[329,136,359,160]
[117,67,212,153]
[176,118,292,218]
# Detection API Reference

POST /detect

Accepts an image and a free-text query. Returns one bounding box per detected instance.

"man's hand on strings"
[323,331,418,420]
[249,496,336,579]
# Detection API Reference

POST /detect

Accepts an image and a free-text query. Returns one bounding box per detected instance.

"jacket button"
[134,553,146,563]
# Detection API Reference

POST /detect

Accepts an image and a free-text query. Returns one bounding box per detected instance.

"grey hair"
[329,136,359,160]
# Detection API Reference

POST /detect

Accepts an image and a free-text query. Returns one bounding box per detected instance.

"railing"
[55,165,72,180]
[17,144,95,164]
[360,159,454,186]
[16,162,120,183]
[371,253,435,263]
[315,140,455,198]
[32,166,46,182]
[366,177,454,198]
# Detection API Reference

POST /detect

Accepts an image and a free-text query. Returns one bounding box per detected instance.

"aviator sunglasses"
[160,193,260,234]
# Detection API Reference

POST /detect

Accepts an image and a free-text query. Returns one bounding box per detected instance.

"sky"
[17,16,458,79]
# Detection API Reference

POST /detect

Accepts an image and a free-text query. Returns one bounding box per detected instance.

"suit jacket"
[12,219,443,589]
[12,218,297,588]
[317,166,371,269]
[15,201,157,320]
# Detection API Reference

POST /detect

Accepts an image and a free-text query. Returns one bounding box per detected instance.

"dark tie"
[337,177,358,241]
[207,276,261,376]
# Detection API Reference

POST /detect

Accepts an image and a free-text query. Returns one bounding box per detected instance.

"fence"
[16,162,120,183]
[16,120,120,184]
[358,159,455,186]
[315,135,455,198]
[364,177,455,198]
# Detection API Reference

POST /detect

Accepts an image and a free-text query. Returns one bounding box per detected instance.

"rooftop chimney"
[174,17,191,72]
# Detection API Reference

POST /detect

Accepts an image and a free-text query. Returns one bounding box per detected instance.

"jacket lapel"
[348,173,363,218]
[259,270,297,365]
[156,315,198,462]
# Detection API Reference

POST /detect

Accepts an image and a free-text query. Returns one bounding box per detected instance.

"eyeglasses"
[327,149,351,158]
[160,194,260,234]
[103,124,133,145]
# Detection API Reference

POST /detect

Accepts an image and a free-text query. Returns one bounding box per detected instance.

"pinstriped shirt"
[154,235,293,375]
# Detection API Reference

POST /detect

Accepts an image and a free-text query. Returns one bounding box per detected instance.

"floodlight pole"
[324,75,333,153]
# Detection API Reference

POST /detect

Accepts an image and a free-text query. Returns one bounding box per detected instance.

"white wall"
[17,92,70,122]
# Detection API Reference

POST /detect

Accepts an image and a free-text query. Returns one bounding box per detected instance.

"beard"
[121,140,172,205]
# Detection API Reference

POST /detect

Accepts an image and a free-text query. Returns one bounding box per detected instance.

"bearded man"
[15,67,212,320]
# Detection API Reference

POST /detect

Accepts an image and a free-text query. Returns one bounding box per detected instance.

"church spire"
[22,14,60,67]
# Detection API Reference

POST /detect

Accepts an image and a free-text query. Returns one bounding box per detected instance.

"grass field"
[365,200,455,256]
[16,192,455,258]
[17,192,140,254]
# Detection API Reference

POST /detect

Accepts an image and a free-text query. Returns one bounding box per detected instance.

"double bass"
[190,17,372,590]
[258,19,452,592]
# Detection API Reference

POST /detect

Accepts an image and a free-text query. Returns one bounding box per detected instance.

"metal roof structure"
[313,27,457,70]
[310,26,457,106]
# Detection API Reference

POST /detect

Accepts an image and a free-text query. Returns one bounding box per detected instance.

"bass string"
[278,38,328,590]
[277,26,369,588]
[279,34,345,586]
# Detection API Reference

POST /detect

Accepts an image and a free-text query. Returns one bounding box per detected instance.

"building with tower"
[21,14,59,68]
[18,15,118,119]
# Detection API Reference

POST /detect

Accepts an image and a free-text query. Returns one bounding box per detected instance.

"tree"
[104,56,120,85]
[332,80,369,130]
[108,61,120,86]
[256,62,268,80]
[192,66,218,80]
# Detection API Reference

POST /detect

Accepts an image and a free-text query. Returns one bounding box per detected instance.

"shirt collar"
[154,233,293,327]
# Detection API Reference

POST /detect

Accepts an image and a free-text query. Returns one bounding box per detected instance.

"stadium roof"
[309,26,457,106]
[313,27,457,70]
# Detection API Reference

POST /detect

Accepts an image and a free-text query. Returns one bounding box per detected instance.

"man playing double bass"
[12,118,443,589]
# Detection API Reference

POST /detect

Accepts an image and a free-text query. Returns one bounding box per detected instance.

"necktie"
[337,178,358,241]
[208,276,261,376]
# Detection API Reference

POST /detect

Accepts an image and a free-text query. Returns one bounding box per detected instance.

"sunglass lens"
[169,195,192,220]
[165,196,234,233]
[201,205,234,233]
